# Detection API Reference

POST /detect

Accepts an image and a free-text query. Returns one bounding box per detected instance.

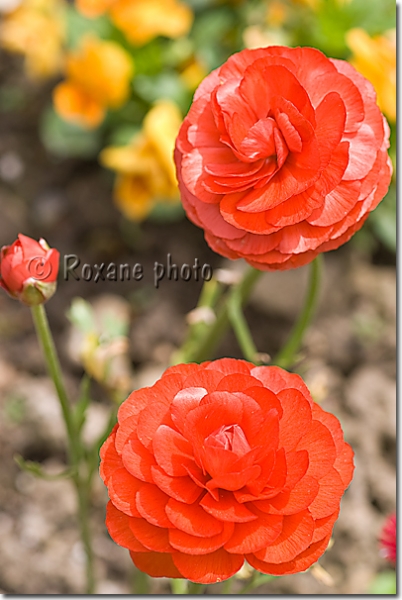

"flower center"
[205,423,251,458]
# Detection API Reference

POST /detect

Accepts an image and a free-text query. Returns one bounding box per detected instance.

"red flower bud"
[0,234,60,306]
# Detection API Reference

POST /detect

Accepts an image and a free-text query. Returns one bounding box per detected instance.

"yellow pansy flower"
[100,100,182,221]
[75,0,193,46]
[346,28,396,122]
[0,0,66,79]
[53,35,133,129]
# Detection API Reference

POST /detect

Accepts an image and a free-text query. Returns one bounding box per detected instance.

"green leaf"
[14,455,76,480]
[66,298,96,333]
[40,107,102,159]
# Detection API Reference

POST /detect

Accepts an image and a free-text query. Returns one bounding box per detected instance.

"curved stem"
[274,255,322,369]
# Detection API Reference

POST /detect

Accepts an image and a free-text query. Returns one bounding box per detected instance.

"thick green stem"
[274,255,322,369]
[171,579,189,594]
[31,304,95,593]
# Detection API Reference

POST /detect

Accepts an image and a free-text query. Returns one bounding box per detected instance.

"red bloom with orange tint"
[174,46,392,270]
[100,359,354,583]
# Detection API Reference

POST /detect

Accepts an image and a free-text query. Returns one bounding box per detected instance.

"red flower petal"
[224,509,283,554]
[106,502,149,552]
[169,521,234,555]
[247,533,332,576]
[130,551,182,578]
[108,468,142,517]
[296,421,337,479]
[99,426,122,484]
[166,498,223,537]
[200,490,258,523]
[253,510,314,563]
[172,548,244,584]
[278,389,313,450]
[151,466,203,503]
[129,518,173,553]
[153,425,195,477]
[136,484,172,528]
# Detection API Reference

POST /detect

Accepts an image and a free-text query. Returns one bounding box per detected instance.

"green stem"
[31,304,95,593]
[179,266,263,364]
[31,304,76,459]
[274,255,322,369]
[133,570,150,594]
[77,484,95,594]
[171,579,189,594]
[188,582,205,594]
[228,291,259,363]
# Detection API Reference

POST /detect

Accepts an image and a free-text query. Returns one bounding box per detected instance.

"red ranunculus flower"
[379,513,396,565]
[174,46,392,270]
[100,359,354,583]
[0,234,59,305]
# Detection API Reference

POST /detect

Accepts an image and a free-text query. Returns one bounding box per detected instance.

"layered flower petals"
[100,360,354,583]
[174,46,392,270]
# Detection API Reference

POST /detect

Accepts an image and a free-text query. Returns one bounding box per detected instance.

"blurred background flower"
[53,34,133,128]
[100,100,182,220]
[75,0,193,46]
[0,0,66,78]
[346,28,396,123]
[379,512,396,565]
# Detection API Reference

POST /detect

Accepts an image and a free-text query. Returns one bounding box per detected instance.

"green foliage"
[368,570,397,594]
[40,107,102,158]
[300,0,395,58]
[64,4,113,49]
[133,72,190,113]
